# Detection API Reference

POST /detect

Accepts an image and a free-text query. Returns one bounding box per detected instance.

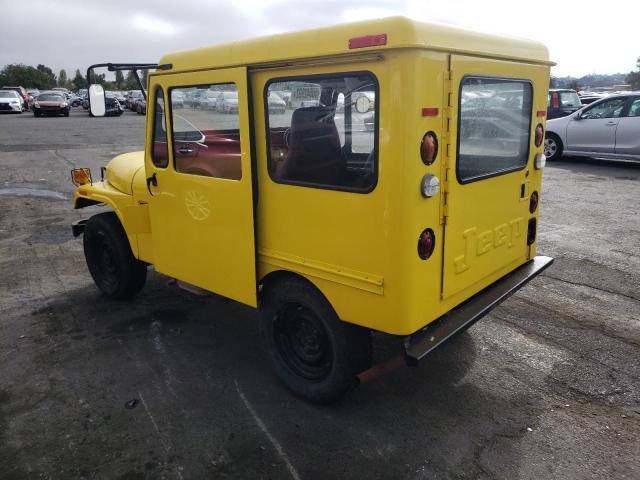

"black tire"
[544,132,563,161]
[260,277,372,404]
[33,110,40,117]
[64,109,70,117]
[83,212,147,299]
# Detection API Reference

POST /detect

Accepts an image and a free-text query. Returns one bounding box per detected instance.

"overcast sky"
[0,0,637,78]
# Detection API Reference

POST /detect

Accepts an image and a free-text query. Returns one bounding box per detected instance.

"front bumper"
[404,255,554,363]
[37,106,67,114]
[0,103,22,112]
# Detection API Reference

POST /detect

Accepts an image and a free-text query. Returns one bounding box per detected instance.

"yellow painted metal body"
[73,17,551,336]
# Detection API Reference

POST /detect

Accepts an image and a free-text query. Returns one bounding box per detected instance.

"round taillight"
[535,124,544,148]
[420,131,438,165]
[417,228,436,260]
[529,191,539,213]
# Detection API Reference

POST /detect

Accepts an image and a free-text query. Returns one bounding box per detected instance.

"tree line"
[4,60,639,93]
[550,59,640,91]
[0,63,147,91]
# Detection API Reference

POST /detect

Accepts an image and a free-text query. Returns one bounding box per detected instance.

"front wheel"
[83,212,147,299]
[260,277,372,404]
[544,133,563,161]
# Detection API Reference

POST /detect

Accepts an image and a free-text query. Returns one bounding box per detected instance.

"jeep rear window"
[457,77,532,183]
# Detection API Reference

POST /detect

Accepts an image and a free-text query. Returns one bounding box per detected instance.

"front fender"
[73,181,150,257]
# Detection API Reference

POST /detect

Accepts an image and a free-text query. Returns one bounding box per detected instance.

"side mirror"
[89,84,106,117]
[573,111,581,120]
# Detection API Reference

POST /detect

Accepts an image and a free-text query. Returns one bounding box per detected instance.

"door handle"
[605,121,617,126]
[178,146,194,154]
[146,172,157,195]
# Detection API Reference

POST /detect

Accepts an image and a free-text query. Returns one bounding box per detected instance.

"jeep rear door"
[442,55,539,300]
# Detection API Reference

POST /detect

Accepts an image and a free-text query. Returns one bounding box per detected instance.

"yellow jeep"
[71,17,553,403]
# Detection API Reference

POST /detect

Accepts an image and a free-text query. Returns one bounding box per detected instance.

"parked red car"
[33,92,70,117]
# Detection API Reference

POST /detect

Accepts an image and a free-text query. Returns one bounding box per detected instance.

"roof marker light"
[348,34,387,49]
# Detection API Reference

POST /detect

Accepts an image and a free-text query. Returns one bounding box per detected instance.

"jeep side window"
[169,83,241,180]
[265,72,378,192]
[151,87,168,168]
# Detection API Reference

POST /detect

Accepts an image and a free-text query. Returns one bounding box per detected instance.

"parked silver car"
[545,93,640,162]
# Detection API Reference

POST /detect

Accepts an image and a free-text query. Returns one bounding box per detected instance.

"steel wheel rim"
[274,304,333,381]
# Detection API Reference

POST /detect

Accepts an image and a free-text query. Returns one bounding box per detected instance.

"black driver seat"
[279,106,344,184]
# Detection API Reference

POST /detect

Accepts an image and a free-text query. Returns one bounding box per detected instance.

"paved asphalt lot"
[0,108,638,479]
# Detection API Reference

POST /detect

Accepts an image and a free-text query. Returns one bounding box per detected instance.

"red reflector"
[529,191,539,213]
[78,190,87,196]
[417,228,436,260]
[348,33,387,49]
[421,107,439,117]
[551,92,559,108]
[537,110,546,117]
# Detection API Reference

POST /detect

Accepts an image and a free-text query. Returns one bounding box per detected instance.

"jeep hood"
[106,151,145,195]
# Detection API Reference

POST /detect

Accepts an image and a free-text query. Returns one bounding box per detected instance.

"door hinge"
[440,68,454,225]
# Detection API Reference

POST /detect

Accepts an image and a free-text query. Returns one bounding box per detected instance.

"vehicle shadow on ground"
[0,273,544,479]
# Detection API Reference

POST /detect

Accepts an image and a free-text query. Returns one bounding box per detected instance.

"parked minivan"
[547,88,582,119]
[71,17,553,403]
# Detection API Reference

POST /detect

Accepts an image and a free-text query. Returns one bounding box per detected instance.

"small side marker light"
[421,107,439,117]
[537,110,546,117]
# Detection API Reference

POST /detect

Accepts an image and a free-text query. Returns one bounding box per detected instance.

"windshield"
[560,91,581,107]
[0,92,17,98]
[39,94,63,101]
[224,92,238,100]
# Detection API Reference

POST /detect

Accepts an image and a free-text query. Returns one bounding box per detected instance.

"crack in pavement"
[541,273,640,303]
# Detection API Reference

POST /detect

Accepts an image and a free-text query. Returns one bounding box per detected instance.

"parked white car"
[198,90,219,110]
[0,90,23,113]
[545,93,640,162]
[216,91,238,113]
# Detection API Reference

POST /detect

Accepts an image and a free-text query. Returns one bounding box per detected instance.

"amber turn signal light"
[534,124,544,148]
[71,168,92,186]
[420,131,438,165]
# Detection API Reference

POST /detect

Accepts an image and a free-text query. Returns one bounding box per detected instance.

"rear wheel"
[544,133,563,161]
[83,212,147,299]
[260,277,372,404]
